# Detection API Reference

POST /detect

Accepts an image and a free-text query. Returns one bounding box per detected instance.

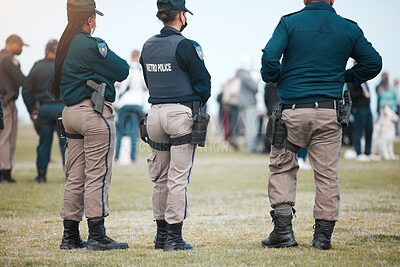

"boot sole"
[262,241,298,248]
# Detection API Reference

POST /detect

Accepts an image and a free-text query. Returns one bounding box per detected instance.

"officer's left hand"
[30,109,39,121]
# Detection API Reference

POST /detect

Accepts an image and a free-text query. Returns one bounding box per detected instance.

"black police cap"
[157,0,193,15]
[67,0,104,16]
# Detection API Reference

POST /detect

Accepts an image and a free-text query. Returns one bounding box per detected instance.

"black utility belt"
[281,100,336,110]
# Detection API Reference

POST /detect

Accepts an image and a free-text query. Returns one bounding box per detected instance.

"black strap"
[148,139,171,151]
[65,132,84,139]
[284,139,301,154]
[282,101,336,110]
[170,133,192,146]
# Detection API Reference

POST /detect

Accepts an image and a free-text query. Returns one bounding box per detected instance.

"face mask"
[180,14,188,32]
[89,17,96,35]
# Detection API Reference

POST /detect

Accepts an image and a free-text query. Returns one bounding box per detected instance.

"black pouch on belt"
[191,101,210,147]
[56,112,66,139]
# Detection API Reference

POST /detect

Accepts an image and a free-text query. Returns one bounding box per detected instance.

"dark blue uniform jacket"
[140,27,211,105]
[60,30,129,106]
[23,58,57,113]
[261,2,382,104]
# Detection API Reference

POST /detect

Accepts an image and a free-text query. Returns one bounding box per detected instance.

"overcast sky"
[1,0,399,118]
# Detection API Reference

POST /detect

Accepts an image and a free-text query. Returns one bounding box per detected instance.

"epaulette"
[282,10,302,18]
[343,17,363,33]
[344,18,358,25]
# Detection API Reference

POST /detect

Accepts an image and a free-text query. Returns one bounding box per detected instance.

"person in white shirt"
[114,50,147,163]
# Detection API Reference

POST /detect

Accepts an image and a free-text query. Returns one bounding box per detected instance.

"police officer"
[0,34,27,184]
[260,0,382,250]
[140,0,211,251]
[49,0,130,250]
[22,39,66,183]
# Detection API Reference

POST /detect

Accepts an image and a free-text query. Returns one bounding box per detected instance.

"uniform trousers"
[36,103,66,169]
[60,99,115,221]
[268,107,342,221]
[0,100,17,170]
[115,105,142,161]
[147,104,196,224]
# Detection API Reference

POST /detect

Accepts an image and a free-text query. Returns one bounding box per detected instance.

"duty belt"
[281,100,336,110]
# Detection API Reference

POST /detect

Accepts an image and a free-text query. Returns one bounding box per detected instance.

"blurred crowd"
[217,58,400,164]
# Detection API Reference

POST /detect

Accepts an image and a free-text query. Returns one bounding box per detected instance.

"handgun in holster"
[266,105,300,153]
[337,89,352,127]
[191,101,210,147]
[86,80,106,114]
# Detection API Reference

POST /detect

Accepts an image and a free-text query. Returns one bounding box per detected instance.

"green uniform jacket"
[261,2,382,105]
[60,30,129,106]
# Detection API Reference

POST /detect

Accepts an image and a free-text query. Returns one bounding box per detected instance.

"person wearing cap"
[0,34,27,184]
[22,39,66,184]
[140,0,211,252]
[260,0,382,250]
[49,0,130,251]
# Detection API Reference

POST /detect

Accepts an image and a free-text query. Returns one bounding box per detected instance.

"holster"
[266,106,300,153]
[86,80,106,115]
[57,112,66,139]
[336,90,352,127]
[191,101,210,147]
[139,114,149,143]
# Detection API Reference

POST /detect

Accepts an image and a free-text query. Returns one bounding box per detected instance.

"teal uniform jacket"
[261,2,382,105]
[60,30,129,106]
[0,100,3,130]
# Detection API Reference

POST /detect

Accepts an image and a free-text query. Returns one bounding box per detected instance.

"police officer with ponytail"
[50,0,130,251]
[140,0,211,252]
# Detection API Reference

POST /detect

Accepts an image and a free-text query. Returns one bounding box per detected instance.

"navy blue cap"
[157,0,193,15]
[67,0,104,16]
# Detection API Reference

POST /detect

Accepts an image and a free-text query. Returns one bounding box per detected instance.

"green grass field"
[1,126,399,266]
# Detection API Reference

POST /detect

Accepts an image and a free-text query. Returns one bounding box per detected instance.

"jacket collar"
[303,2,336,13]
[160,26,182,36]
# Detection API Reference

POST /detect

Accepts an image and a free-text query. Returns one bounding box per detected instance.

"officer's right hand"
[30,109,39,121]
[0,130,2,134]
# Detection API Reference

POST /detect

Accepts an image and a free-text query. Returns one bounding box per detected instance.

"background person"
[22,39,67,183]
[140,0,211,252]
[0,34,27,184]
[114,49,147,164]
[49,0,130,251]
[260,0,382,250]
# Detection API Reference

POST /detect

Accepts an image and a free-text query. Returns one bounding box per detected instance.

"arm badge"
[194,44,204,61]
[97,41,108,58]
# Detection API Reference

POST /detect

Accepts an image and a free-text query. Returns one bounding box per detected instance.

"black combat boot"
[2,170,16,183]
[261,210,298,248]
[154,220,167,249]
[60,220,87,249]
[87,217,129,251]
[0,170,4,183]
[163,222,193,252]
[29,168,47,183]
[312,219,336,250]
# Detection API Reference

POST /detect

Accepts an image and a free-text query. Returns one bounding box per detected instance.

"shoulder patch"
[193,44,204,61]
[97,41,108,58]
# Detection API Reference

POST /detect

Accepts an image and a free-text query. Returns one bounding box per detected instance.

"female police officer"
[140,0,211,252]
[50,0,130,251]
